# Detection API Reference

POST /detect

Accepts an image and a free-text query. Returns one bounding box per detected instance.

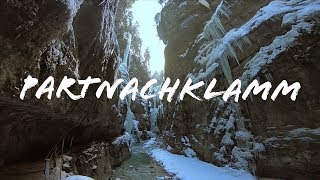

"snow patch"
[151,148,254,180]
[181,136,191,146]
[65,175,94,180]
[143,137,157,148]
[221,132,234,146]
[183,147,197,158]
[112,132,132,147]
[232,147,254,170]
[166,145,173,151]
[235,131,253,141]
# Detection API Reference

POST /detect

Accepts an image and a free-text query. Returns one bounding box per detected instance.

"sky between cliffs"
[131,0,165,74]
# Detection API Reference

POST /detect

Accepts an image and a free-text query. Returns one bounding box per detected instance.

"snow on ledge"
[112,132,132,146]
[288,128,320,138]
[143,137,157,148]
[65,175,94,180]
[150,148,255,180]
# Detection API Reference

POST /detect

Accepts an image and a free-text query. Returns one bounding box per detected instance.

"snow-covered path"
[145,138,255,180]
[151,149,254,180]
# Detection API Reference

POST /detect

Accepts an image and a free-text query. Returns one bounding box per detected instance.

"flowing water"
[110,142,171,180]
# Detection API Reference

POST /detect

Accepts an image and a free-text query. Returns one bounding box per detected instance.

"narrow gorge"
[0,0,319,179]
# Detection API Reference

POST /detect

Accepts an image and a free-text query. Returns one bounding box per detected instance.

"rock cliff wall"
[158,0,320,178]
[0,0,130,174]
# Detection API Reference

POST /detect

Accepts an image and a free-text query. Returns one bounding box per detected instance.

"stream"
[110,140,171,180]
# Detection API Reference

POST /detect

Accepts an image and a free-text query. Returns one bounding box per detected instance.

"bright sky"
[131,0,165,74]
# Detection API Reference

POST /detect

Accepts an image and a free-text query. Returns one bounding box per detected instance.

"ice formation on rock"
[99,0,120,73]
[200,0,230,40]
[194,0,319,85]
[192,0,320,171]
[112,132,132,147]
[198,0,211,10]
[204,98,262,171]
[61,0,84,30]
[241,0,320,85]
[117,32,135,139]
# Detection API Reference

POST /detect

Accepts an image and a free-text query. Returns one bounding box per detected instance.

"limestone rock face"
[131,95,151,140]
[158,0,320,178]
[0,0,130,174]
[62,141,130,180]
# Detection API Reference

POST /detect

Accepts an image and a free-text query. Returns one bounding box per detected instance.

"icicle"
[264,72,273,82]
[193,0,319,82]
[201,0,230,40]
[226,43,239,64]
[150,106,158,132]
[97,0,120,74]
[99,0,119,52]
[118,32,132,84]
[116,30,135,142]
[122,32,132,68]
[242,36,252,46]
[153,96,157,109]
[199,0,211,10]
[220,52,233,84]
